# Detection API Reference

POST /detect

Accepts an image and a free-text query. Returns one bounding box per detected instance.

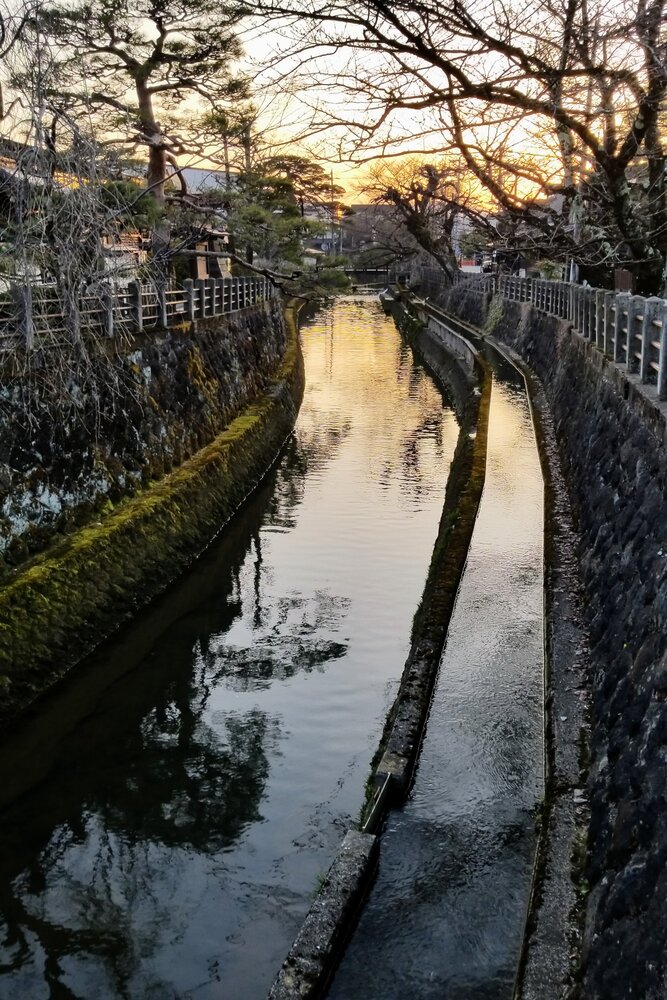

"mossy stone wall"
[0,301,287,574]
[0,304,304,723]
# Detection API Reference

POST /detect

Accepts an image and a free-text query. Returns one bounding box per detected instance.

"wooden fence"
[3,275,276,351]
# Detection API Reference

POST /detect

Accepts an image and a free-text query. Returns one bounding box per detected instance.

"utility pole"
[330,169,335,257]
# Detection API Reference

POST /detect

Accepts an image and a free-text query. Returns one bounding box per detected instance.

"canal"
[0,298,460,999]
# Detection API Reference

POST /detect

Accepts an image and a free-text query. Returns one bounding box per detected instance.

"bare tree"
[363,156,496,277]
[253,0,667,290]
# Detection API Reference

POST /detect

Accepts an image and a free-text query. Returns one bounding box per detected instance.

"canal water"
[0,299,460,1000]
[328,340,544,999]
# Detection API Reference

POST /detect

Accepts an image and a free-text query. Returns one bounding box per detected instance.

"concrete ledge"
[269,831,379,1000]
[363,297,491,812]
[0,304,305,723]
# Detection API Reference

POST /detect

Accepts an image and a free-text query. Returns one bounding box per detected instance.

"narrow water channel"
[328,340,544,999]
[0,299,459,1000]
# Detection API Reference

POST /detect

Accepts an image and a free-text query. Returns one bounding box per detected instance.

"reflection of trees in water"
[264,420,352,531]
[199,589,351,693]
[0,383,352,996]
[0,697,281,998]
[0,456,295,998]
[367,344,454,502]
[375,408,449,501]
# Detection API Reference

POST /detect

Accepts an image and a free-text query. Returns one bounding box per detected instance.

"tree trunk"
[136,79,166,204]
[223,135,230,190]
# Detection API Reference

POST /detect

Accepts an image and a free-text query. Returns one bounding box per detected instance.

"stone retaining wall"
[0,301,286,574]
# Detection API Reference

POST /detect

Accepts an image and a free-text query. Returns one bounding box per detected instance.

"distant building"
[170,166,238,196]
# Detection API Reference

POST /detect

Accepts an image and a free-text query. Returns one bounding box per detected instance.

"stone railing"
[458,272,667,400]
[1,275,275,351]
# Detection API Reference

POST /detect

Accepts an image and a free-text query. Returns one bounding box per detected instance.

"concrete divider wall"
[482,298,667,999]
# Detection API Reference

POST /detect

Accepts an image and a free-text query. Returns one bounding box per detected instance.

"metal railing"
[4,275,276,351]
[456,273,667,401]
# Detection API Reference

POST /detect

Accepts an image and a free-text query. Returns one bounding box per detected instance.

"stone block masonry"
[0,300,287,573]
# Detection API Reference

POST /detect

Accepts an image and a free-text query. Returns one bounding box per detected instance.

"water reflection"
[198,588,351,693]
[0,298,459,999]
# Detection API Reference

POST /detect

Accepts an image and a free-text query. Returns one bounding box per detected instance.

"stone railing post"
[594,289,605,348]
[205,277,215,316]
[603,292,615,356]
[657,304,667,399]
[577,287,585,335]
[195,278,207,319]
[14,284,34,350]
[184,279,195,322]
[585,288,595,340]
[104,283,114,337]
[614,292,630,363]
[156,281,168,328]
[129,280,143,333]
[626,296,644,372]
[640,297,662,383]
[67,294,82,345]
[546,281,553,313]
[570,286,579,329]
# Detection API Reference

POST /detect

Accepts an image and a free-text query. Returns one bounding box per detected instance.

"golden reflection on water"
[297,299,456,506]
